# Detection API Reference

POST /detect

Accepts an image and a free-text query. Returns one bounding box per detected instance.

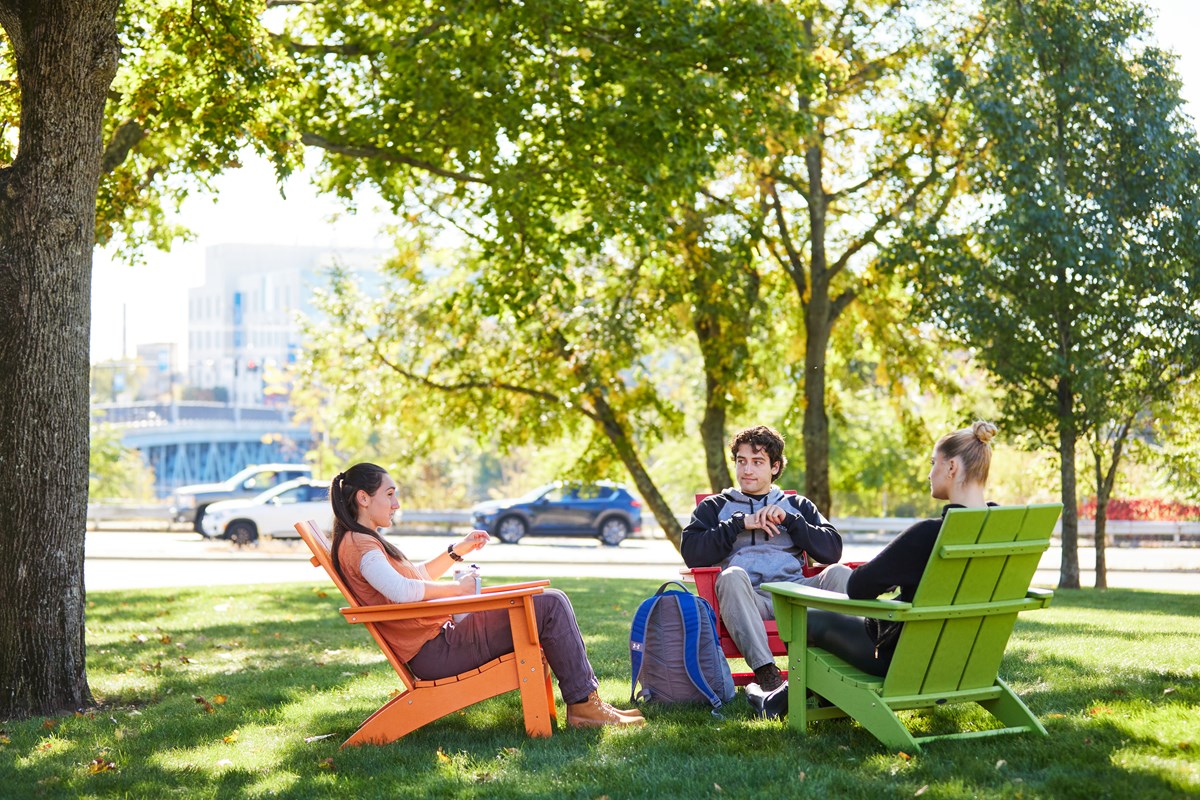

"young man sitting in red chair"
[681,425,850,716]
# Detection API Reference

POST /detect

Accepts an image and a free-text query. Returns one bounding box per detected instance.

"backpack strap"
[628,593,663,703]
[674,591,723,710]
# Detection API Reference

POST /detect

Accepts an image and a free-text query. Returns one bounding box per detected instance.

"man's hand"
[744,504,789,538]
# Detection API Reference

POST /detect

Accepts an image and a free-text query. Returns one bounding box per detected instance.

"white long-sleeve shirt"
[359,548,431,603]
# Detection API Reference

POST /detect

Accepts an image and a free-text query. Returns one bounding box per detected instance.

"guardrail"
[84,503,1200,544]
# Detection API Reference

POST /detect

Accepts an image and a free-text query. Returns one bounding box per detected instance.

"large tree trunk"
[698,376,730,493]
[0,1,121,718]
[1056,379,1081,589]
[590,393,683,549]
[693,311,732,493]
[801,141,833,515]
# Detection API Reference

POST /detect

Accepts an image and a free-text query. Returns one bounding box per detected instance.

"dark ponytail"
[330,462,407,582]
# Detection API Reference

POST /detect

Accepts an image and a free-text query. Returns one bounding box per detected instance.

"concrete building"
[187,244,385,405]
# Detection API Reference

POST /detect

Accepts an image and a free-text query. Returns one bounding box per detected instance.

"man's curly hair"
[729,425,787,476]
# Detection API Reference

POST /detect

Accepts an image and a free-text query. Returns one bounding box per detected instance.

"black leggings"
[807,610,890,677]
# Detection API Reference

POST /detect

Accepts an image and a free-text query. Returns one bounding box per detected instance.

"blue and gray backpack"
[629,581,735,711]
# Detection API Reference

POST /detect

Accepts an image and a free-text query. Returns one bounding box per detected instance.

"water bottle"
[452,565,481,623]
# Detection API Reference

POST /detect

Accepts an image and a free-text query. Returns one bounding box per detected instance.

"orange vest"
[337,532,449,662]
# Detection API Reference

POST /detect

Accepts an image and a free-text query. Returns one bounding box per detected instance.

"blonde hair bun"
[972,420,998,445]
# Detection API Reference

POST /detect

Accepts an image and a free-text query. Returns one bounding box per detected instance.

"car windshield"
[516,485,556,503]
[253,482,300,503]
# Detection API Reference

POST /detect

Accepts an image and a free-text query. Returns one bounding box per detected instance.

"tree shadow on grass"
[6,581,1194,798]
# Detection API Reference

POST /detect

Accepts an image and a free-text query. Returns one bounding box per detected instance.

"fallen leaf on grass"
[914,786,929,796]
[179,656,191,664]
[133,634,148,643]
[303,734,334,743]
[160,634,172,644]
[714,783,723,792]
[995,759,1007,770]
[797,771,806,781]
[140,662,161,672]
[37,741,54,752]
[213,695,228,705]
[317,757,335,771]
[897,751,912,761]
[0,734,10,746]
[388,689,403,699]
[1088,706,1113,716]
[436,749,452,764]
[1164,687,1177,696]
[42,719,56,730]
[1046,713,1066,719]
[194,697,215,714]
[223,731,239,744]
[87,757,117,774]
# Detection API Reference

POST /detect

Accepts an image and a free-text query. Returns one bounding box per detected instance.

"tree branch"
[766,178,807,295]
[100,119,146,175]
[365,335,601,424]
[300,131,491,185]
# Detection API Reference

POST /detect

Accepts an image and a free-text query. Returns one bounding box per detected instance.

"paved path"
[84,529,1199,593]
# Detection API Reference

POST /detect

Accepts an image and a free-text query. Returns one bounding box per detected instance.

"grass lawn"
[1,577,1197,799]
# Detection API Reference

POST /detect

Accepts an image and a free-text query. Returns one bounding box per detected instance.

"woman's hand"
[455,568,481,595]
[457,529,490,555]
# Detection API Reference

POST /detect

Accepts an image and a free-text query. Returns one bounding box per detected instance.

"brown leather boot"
[566,692,646,728]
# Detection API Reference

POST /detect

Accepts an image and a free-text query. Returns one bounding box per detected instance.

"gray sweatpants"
[714,564,852,670]
[406,587,600,705]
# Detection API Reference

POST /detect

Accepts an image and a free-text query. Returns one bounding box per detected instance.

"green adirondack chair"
[763,503,1062,752]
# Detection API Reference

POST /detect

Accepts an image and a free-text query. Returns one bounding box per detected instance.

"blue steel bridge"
[92,402,315,497]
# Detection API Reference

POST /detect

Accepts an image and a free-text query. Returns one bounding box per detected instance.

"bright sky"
[88,0,1200,366]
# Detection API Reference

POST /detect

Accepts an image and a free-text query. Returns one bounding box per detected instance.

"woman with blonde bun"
[807,421,999,677]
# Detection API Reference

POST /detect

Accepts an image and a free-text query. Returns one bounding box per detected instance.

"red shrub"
[1079,497,1200,521]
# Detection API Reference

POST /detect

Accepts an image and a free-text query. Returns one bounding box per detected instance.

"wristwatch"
[731,512,746,530]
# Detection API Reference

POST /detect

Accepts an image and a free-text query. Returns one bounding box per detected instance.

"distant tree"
[914,0,1200,588]
[752,0,983,513]
[89,423,156,502]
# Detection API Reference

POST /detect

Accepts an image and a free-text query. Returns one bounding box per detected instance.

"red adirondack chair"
[680,492,860,686]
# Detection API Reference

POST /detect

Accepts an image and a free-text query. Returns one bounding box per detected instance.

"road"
[84,528,1199,593]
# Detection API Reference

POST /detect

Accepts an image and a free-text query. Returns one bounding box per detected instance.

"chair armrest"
[763,581,913,619]
[481,580,550,594]
[342,584,547,624]
[765,582,1055,622]
[679,566,720,580]
[1026,587,1054,608]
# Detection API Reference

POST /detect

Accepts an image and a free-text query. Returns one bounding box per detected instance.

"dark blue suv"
[471,481,642,546]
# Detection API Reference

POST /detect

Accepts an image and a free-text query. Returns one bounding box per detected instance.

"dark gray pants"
[406,588,599,704]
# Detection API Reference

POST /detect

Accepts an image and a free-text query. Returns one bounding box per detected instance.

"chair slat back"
[295,520,415,685]
[882,505,1058,696]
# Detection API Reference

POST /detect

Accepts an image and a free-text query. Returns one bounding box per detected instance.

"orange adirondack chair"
[679,492,859,686]
[294,520,556,746]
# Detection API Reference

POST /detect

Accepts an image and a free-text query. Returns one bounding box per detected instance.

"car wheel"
[227,520,259,546]
[598,517,630,546]
[193,506,208,535]
[496,516,528,544]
